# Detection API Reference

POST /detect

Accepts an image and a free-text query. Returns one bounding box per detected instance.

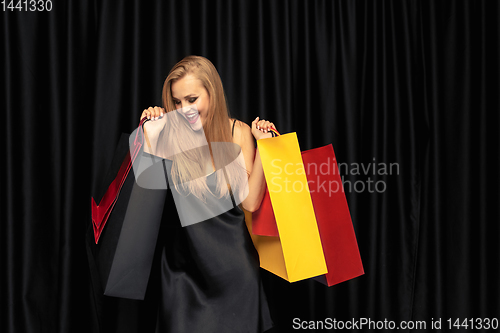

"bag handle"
[134,117,149,146]
[269,128,280,137]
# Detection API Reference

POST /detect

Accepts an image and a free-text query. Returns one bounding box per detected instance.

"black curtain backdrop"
[2,1,499,332]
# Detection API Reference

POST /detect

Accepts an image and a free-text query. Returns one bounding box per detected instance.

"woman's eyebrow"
[172,94,197,100]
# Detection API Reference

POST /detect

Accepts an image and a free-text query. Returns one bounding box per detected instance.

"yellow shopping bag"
[250,132,327,282]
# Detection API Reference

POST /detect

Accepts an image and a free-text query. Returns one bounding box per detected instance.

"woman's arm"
[140,106,165,155]
[235,117,276,212]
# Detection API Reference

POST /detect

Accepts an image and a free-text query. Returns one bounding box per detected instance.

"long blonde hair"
[160,55,247,201]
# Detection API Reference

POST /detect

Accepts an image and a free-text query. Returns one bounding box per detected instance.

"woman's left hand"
[251,117,276,140]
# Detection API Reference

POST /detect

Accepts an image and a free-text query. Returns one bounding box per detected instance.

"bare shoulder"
[228,118,255,172]
[229,118,252,146]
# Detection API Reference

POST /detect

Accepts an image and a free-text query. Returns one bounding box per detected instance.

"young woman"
[139,56,276,332]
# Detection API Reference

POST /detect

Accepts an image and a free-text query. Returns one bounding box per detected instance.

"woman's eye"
[173,100,180,105]
[189,97,198,103]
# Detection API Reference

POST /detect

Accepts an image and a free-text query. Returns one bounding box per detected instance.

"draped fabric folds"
[1,1,499,332]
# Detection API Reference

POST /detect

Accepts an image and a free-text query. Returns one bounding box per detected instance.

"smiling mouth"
[185,112,199,124]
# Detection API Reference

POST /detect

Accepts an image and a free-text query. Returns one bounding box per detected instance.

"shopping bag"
[87,119,169,300]
[252,140,364,286]
[91,117,148,244]
[103,156,168,299]
[86,134,170,333]
[251,183,279,237]
[255,132,328,282]
[303,144,363,285]
[87,133,136,298]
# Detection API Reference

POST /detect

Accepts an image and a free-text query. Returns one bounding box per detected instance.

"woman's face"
[171,74,210,131]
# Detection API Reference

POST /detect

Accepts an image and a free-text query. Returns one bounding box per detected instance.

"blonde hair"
[160,55,247,201]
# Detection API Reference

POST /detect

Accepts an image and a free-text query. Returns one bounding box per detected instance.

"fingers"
[255,119,274,133]
[141,106,165,121]
[252,116,260,129]
[154,106,164,119]
[149,106,162,120]
[251,116,278,140]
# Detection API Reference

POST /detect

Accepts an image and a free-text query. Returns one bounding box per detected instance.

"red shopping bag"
[252,143,364,286]
[91,117,148,243]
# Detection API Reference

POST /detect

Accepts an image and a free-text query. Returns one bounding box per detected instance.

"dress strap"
[230,118,239,208]
[231,119,237,137]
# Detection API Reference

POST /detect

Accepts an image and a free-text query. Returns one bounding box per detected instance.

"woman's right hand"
[141,106,165,121]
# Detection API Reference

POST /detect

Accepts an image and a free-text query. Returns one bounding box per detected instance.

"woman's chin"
[189,120,203,132]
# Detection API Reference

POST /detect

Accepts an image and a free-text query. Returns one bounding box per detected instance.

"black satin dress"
[153,118,272,332]
[154,164,273,333]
